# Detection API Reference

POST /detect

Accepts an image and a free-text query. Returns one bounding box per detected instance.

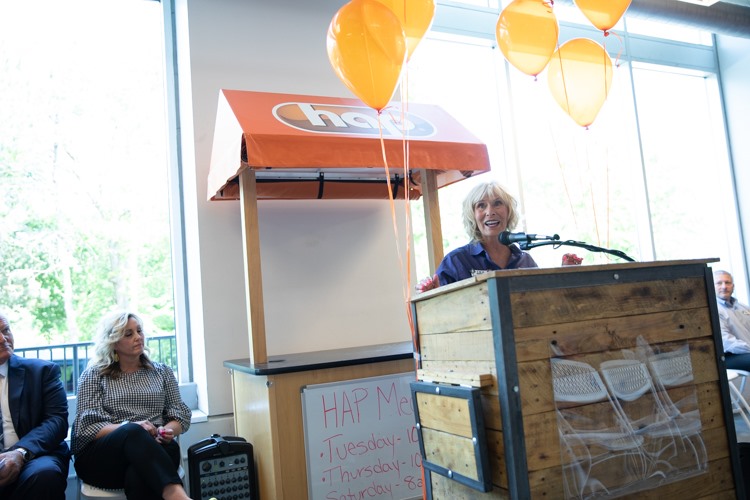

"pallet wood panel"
[421,427,481,481]
[619,457,735,499]
[416,392,474,437]
[510,277,709,328]
[514,308,713,362]
[430,472,509,499]
[416,283,490,335]
[411,260,741,499]
[420,329,494,363]
[525,425,731,497]
[417,369,493,387]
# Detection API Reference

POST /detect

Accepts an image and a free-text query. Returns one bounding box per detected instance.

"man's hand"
[0,451,24,486]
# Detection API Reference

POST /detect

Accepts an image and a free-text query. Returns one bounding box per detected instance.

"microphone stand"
[520,238,636,262]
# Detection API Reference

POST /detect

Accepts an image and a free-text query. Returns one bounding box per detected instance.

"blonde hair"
[90,310,153,378]
[462,181,519,242]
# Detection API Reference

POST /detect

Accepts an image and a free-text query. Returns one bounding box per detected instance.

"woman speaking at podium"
[416,180,581,293]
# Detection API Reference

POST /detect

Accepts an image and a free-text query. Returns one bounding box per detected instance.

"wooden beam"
[421,169,444,275]
[239,169,267,364]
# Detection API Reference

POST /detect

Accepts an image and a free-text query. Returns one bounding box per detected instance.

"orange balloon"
[574,0,631,32]
[375,0,435,61]
[496,0,559,77]
[327,0,407,111]
[547,38,613,128]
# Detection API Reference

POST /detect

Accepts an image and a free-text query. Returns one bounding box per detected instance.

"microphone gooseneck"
[499,231,559,246]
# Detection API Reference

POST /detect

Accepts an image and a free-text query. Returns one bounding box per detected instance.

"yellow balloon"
[496,0,559,77]
[547,38,613,128]
[327,0,407,111]
[375,0,435,61]
[574,0,632,32]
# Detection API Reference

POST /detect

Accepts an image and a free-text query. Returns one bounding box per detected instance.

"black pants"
[725,352,750,372]
[0,453,69,500]
[74,423,182,500]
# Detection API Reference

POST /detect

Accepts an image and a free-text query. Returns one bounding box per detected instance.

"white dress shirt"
[717,297,750,354]
[0,362,19,449]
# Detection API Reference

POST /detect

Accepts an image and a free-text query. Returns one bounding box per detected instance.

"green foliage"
[0,1,176,347]
[31,271,66,341]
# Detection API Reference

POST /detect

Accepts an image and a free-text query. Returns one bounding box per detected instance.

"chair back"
[647,344,694,388]
[550,358,609,403]
[600,359,652,402]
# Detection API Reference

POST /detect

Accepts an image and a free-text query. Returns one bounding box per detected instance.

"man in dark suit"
[0,311,70,500]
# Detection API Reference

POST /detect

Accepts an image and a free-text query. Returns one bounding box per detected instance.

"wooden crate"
[411,259,744,499]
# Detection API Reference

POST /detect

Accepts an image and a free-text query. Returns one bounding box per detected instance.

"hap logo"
[272,102,437,139]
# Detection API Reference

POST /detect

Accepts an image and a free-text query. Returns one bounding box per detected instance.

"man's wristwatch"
[14,447,30,463]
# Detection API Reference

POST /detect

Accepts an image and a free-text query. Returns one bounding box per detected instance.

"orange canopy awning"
[207,89,490,201]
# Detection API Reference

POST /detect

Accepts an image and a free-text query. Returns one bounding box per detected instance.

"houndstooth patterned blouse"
[71,362,191,455]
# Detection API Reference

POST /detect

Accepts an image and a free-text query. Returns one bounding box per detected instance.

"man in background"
[0,311,69,499]
[714,270,750,372]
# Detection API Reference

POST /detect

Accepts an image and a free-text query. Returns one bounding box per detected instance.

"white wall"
[174,0,414,421]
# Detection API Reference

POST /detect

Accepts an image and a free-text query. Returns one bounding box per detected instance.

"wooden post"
[421,169,444,275]
[239,169,267,364]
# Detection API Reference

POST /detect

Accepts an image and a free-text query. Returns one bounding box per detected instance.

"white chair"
[600,358,703,468]
[79,465,185,500]
[731,368,750,395]
[601,350,708,481]
[550,358,649,498]
[601,358,702,438]
[727,369,750,429]
[79,482,127,499]
[646,344,694,388]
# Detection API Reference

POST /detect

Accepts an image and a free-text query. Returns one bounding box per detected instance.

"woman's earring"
[113,352,119,363]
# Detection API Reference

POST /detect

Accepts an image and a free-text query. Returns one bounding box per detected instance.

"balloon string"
[553,42,574,123]
[601,39,613,250]
[604,30,625,69]
[546,113,578,230]
[377,111,415,351]
[606,142,611,248]
[398,74,415,347]
[602,40,612,101]
[548,39,583,231]
[398,14,426,494]
[584,136,601,247]
[397,64,425,500]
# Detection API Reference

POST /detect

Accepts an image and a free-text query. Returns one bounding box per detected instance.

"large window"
[631,64,736,265]
[407,3,745,299]
[0,1,177,351]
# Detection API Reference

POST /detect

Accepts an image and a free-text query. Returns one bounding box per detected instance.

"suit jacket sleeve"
[10,357,69,459]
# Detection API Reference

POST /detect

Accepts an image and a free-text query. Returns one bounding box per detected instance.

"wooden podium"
[410,259,745,499]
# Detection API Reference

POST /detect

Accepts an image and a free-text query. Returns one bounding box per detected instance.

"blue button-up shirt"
[436,241,538,286]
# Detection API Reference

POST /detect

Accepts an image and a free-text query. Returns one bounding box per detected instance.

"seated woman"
[417,179,581,292]
[71,310,192,500]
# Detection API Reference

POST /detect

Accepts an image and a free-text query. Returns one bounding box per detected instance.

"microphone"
[499,231,560,245]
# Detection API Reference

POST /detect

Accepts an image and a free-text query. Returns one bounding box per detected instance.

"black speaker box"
[187,434,256,500]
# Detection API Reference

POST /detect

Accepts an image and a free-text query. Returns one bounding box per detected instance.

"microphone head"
[499,231,520,245]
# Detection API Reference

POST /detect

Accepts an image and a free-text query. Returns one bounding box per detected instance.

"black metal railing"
[15,335,178,395]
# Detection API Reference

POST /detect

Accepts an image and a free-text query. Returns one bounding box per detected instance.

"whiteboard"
[302,373,423,500]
